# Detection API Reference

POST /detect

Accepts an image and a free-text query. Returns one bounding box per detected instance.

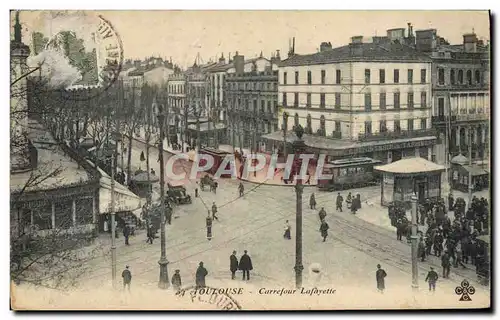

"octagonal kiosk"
[375,157,445,209]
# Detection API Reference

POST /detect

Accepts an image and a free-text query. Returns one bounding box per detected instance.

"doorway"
[417,183,426,203]
[392,150,402,162]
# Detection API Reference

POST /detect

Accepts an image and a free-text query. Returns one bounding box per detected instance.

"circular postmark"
[42,12,123,101]
[175,286,243,310]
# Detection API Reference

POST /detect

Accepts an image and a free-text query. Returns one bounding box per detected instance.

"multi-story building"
[267,27,435,163]
[420,30,490,165]
[225,51,280,151]
[205,54,232,124]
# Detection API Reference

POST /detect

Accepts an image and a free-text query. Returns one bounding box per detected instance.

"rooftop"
[374,157,445,175]
[280,42,432,67]
[10,120,92,193]
[128,64,173,77]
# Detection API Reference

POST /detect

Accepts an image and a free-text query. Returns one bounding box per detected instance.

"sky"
[15,10,490,68]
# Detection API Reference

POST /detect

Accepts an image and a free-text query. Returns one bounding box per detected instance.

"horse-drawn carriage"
[166,183,192,205]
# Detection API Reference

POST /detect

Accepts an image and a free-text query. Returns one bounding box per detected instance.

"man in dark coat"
[238,183,244,197]
[376,264,387,293]
[123,225,130,246]
[122,265,132,291]
[309,193,316,210]
[441,251,451,279]
[336,193,343,212]
[320,220,329,242]
[318,207,327,221]
[239,250,253,281]
[434,231,444,257]
[230,251,239,280]
[425,267,439,292]
[171,269,182,291]
[195,262,208,288]
[211,202,219,221]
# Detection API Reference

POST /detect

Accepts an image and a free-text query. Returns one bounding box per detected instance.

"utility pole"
[157,103,170,289]
[292,125,305,289]
[410,194,419,291]
[145,86,152,204]
[110,150,117,289]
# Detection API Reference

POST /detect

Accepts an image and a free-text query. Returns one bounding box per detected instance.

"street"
[73,136,490,306]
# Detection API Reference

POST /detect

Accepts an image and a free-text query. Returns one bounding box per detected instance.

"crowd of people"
[389,194,490,281]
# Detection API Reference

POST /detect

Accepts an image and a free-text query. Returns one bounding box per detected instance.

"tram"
[317,157,382,191]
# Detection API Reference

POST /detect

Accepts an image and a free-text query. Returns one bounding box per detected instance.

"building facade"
[224,52,280,151]
[421,30,491,165]
[273,29,435,163]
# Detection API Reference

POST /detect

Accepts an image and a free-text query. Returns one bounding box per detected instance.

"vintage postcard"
[10,10,491,310]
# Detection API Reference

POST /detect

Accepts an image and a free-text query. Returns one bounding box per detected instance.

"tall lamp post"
[282,112,289,159]
[157,104,170,289]
[410,194,419,291]
[292,124,305,289]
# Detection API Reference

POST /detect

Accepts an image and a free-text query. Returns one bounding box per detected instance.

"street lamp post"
[410,194,419,291]
[282,112,289,159]
[157,104,170,289]
[292,125,305,289]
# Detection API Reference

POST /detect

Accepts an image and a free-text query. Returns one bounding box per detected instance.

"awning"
[476,235,490,244]
[462,165,489,176]
[97,166,144,215]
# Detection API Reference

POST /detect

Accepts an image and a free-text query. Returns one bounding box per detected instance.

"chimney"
[350,36,363,44]
[228,52,232,63]
[219,52,226,64]
[270,49,281,65]
[233,51,244,74]
[463,33,478,53]
[415,29,437,52]
[319,42,333,52]
[288,38,296,58]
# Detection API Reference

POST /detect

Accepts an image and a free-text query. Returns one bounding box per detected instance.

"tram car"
[317,157,382,191]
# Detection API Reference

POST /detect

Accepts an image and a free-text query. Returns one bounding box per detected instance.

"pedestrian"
[230,251,239,280]
[195,181,199,198]
[206,213,213,240]
[171,269,182,291]
[336,193,343,212]
[454,242,467,268]
[318,207,327,221]
[434,230,444,257]
[283,220,291,240]
[150,168,156,176]
[238,182,244,197]
[346,192,352,210]
[103,217,109,233]
[418,237,426,262]
[123,224,130,246]
[122,265,132,291]
[319,219,329,242]
[441,251,451,279]
[239,250,253,281]
[376,264,387,293]
[211,202,219,221]
[146,222,154,244]
[425,267,439,292]
[195,262,208,288]
[309,193,316,210]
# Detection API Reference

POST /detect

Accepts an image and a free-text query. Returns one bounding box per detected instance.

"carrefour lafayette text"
[163,152,334,181]
[258,287,336,296]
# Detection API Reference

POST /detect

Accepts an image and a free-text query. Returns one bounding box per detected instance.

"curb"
[124,134,196,162]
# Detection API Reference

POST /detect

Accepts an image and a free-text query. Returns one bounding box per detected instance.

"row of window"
[282,68,427,85]
[437,68,483,86]
[284,114,427,137]
[283,92,428,110]
[363,119,427,135]
[226,81,278,91]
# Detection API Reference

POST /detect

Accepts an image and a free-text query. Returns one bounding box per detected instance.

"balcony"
[432,113,489,125]
[357,129,437,142]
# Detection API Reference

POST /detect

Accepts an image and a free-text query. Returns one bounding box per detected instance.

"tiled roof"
[128,64,171,76]
[375,157,445,174]
[280,42,432,67]
[208,61,234,72]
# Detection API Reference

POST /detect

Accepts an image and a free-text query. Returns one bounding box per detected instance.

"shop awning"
[97,166,144,215]
[462,165,489,177]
